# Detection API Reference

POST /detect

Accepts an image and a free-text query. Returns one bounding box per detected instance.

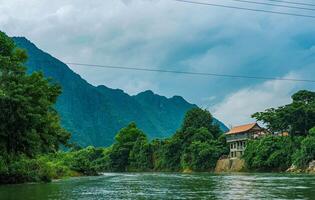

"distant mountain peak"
[171,95,186,103]
[13,36,28,41]
[97,85,125,93]
[136,90,190,103]
[136,90,155,96]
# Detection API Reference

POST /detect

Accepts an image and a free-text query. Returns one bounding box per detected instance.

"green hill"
[13,37,228,147]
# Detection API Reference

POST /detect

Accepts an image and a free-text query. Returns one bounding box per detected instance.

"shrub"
[0,155,54,184]
[70,146,108,175]
[181,141,222,171]
[293,134,315,168]
[244,135,301,171]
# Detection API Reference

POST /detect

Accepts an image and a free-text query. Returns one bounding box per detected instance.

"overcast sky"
[0,0,314,127]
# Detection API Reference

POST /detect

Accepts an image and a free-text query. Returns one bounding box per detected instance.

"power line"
[229,0,315,11]
[266,0,315,7]
[172,0,315,19]
[65,62,315,83]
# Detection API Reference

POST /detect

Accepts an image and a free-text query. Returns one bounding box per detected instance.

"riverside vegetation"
[0,31,314,184]
[0,31,227,184]
[244,90,315,172]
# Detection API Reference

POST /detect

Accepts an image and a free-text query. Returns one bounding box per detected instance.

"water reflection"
[0,173,315,200]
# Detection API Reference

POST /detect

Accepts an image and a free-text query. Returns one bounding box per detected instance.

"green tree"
[128,138,152,171]
[0,31,70,157]
[108,122,149,171]
[155,137,182,171]
[252,90,315,136]
[153,108,225,171]
[181,140,223,171]
[181,108,221,138]
[293,127,315,168]
[243,135,301,171]
[70,146,105,175]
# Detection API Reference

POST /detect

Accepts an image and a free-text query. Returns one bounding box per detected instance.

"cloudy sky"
[0,0,314,127]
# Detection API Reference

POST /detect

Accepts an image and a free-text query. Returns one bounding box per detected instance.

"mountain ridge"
[13,36,228,147]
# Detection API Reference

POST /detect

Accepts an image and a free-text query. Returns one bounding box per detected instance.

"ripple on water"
[1,173,315,200]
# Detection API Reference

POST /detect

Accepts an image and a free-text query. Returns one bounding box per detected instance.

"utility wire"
[229,0,315,11]
[65,62,315,83]
[266,0,315,7]
[172,0,315,19]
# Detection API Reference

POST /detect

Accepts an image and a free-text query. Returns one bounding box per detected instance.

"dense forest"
[0,30,315,185]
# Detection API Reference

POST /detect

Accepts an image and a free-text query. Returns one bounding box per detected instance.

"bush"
[244,135,301,171]
[0,155,55,184]
[128,139,153,171]
[153,137,182,171]
[309,127,315,137]
[293,135,315,168]
[70,146,108,175]
[0,156,8,175]
[181,141,222,171]
[0,152,87,184]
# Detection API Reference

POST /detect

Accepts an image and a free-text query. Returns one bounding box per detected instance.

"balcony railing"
[230,147,246,151]
[226,133,252,142]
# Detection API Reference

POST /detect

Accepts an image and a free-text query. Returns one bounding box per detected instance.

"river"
[0,173,315,199]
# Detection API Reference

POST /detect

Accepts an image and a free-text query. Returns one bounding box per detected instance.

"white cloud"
[0,0,315,126]
[212,73,308,127]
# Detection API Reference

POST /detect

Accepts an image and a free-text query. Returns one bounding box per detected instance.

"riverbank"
[215,158,246,172]
[3,153,315,185]
[0,147,106,185]
[287,161,315,174]
[214,158,315,174]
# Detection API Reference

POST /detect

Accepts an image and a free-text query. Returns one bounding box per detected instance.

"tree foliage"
[0,31,71,184]
[243,135,302,171]
[181,108,221,138]
[0,31,70,157]
[252,90,315,136]
[108,122,151,172]
[293,127,315,168]
[245,91,315,171]
[103,109,226,172]
[152,108,225,171]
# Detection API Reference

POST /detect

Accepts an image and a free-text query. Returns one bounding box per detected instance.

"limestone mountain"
[13,37,228,147]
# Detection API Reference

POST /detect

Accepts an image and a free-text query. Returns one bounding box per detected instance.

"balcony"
[226,132,251,142]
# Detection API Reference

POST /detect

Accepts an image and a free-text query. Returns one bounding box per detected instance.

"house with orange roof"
[226,123,268,158]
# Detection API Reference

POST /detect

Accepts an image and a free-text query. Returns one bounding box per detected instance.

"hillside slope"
[13,37,228,146]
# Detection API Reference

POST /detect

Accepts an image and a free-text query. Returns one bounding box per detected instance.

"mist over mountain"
[13,37,228,147]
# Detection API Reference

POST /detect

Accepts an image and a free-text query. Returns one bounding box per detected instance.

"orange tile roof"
[226,123,258,135]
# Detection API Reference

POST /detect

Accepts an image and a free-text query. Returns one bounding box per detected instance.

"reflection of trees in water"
[0,181,65,200]
[1,174,315,199]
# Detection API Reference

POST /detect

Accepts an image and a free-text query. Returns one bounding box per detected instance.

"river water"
[0,173,315,200]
